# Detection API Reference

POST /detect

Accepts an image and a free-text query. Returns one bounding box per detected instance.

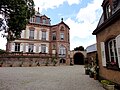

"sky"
[0,0,103,50]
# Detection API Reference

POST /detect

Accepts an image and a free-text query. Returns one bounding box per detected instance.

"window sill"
[106,64,119,71]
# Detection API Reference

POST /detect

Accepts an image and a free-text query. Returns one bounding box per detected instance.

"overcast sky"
[0,0,103,50]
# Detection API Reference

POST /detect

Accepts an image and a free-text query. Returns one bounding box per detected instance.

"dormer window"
[30,17,35,23]
[43,19,46,24]
[36,16,40,23]
[60,26,64,31]
[106,4,111,18]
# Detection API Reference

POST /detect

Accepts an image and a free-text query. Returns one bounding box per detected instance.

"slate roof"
[93,0,120,35]
[86,44,97,53]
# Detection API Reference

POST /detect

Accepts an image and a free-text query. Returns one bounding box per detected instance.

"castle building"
[6,12,70,65]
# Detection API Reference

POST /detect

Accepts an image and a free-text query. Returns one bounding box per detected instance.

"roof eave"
[93,9,120,35]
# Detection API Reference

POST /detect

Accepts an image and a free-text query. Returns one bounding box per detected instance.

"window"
[106,4,111,19]
[52,32,56,40]
[106,39,119,69]
[101,38,119,70]
[68,33,69,42]
[28,44,34,52]
[60,33,64,40]
[15,43,20,52]
[43,19,46,24]
[41,44,46,53]
[36,16,40,23]
[60,26,64,31]
[29,30,34,39]
[52,44,56,49]
[42,31,46,40]
[108,39,118,63]
[59,45,66,55]
[30,17,35,23]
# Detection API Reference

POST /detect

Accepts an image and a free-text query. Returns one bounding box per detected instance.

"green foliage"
[74,46,84,51]
[0,49,6,54]
[0,0,35,41]
[45,58,49,66]
[51,57,57,66]
[101,80,114,85]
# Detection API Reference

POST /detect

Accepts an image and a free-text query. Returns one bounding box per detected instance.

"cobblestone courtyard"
[0,65,105,90]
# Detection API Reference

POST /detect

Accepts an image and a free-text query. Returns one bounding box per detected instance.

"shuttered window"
[116,34,120,68]
[100,42,106,66]
[101,35,120,70]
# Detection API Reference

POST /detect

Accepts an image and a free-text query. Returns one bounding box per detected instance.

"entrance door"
[74,53,84,65]
[60,59,66,64]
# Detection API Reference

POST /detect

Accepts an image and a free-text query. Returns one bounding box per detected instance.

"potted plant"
[89,66,95,78]
[93,65,99,80]
[93,71,98,80]
[84,64,90,75]
[101,80,115,90]
[52,57,57,66]
[45,58,49,66]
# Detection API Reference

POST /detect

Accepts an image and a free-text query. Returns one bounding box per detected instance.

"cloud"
[76,0,103,23]
[67,0,80,5]
[34,0,81,12]
[65,0,103,50]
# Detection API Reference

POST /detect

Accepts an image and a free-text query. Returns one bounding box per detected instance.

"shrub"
[101,80,114,85]
[0,49,6,54]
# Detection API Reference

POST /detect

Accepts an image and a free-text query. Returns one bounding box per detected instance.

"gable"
[93,0,120,35]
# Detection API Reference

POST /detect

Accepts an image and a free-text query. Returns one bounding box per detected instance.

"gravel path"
[0,65,105,90]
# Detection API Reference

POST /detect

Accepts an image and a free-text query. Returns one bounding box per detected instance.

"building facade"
[6,12,70,65]
[86,44,97,65]
[93,0,120,86]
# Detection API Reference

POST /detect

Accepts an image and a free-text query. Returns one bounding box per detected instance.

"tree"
[74,46,84,51]
[0,0,35,41]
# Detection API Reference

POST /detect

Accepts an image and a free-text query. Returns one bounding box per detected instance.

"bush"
[101,80,114,85]
[0,49,6,54]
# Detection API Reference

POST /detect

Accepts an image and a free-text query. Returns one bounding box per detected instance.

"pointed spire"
[37,7,40,14]
[61,18,63,22]
[38,7,39,12]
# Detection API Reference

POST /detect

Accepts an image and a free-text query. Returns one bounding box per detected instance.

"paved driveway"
[0,65,105,90]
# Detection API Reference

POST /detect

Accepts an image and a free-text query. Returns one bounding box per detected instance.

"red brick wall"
[96,18,120,84]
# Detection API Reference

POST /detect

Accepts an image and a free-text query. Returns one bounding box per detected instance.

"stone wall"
[87,51,97,64]
[0,53,60,67]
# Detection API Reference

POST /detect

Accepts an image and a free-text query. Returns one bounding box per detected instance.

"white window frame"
[15,43,20,52]
[60,33,64,40]
[106,4,111,18]
[41,44,46,53]
[43,19,46,24]
[52,32,56,40]
[59,45,66,55]
[36,16,40,23]
[116,34,120,68]
[28,44,34,53]
[108,39,118,63]
[42,31,46,40]
[29,30,34,39]
[30,17,35,23]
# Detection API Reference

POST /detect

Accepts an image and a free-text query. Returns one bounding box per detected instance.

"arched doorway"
[74,53,84,65]
[60,59,66,64]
